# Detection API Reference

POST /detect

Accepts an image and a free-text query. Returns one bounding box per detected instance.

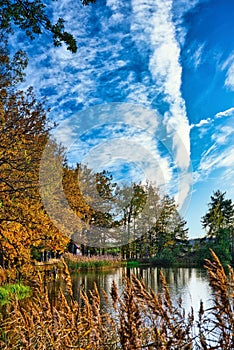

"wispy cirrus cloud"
[221,52,234,91]
[186,42,206,69]
[211,125,234,144]
[14,0,203,211]
[190,106,234,131]
[191,43,205,69]
[199,146,234,175]
[192,107,234,185]
[225,63,234,91]
[54,104,171,186]
[130,0,194,209]
[216,106,234,118]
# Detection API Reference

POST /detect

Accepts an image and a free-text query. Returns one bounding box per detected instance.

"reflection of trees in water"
[47,266,211,314]
[70,269,124,307]
[126,267,212,318]
[125,266,194,297]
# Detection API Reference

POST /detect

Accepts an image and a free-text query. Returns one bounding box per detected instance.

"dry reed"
[0,250,233,349]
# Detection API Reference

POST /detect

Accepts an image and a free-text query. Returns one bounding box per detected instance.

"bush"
[126,261,140,268]
[0,284,31,305]
[151,249,175,267]
[195,241,232,267]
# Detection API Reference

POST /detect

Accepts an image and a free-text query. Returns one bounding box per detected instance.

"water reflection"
[49,266,212,316]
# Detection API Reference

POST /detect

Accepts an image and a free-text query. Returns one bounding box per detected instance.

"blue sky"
[13,0,234,238]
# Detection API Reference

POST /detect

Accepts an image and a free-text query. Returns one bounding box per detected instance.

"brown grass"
[0,250,233,349]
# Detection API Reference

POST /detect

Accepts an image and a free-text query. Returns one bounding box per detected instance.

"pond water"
[50,266,213,318]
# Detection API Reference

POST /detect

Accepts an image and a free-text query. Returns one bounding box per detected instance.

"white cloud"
[199,147,234,174]
[130,0,193,208]
[221,52,234,70]
[192,43,205,68]
[225,62,234,90]
[211,126,234,144]
[151,2,190,169]
[221,53,234,91]
[82,138,171,187]
[190,106,234,131]
[194,130,234,185]
[215,107,234,118]
[191,105,234,194]
[190,118,211,129]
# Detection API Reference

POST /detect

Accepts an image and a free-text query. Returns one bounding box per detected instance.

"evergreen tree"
[201,190,234,240]
[153,195,188,255]
[201,190,234,265]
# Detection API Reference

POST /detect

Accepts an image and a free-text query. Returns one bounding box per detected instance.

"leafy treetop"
[201,190,234,238]
[0,0,96,53]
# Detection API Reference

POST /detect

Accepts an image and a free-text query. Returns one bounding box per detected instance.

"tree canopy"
[199,190,234,265]
[0,0,96,53]
[201,190,234,238]
[0,39,70,272]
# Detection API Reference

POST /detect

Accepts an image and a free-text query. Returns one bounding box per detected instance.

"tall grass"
[0,250,233,349]
[64,252,124,270]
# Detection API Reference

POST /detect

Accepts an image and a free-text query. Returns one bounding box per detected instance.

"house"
[68,240,82,255]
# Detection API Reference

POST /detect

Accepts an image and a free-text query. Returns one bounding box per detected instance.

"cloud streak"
[222,52,234,91]
[13,0,203,212]
[190,106,234,130]
[216,107,234,118]
[193,108,234,185]
[133,0,190,168]
[131,0,192,209]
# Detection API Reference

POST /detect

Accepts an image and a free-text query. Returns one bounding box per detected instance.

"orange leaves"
[0,49,69,274]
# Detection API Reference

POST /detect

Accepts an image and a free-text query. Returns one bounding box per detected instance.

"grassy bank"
[63,253,125,270]
[0,283,31,305]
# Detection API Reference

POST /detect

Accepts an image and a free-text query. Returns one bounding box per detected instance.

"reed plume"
[0,250,233,349]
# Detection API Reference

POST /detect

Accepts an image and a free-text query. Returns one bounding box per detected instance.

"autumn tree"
[61,164,122,254]
[0,41,69,272]
[0,0,96,53]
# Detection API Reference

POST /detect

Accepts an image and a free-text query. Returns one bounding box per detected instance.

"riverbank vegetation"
[64,253,124,270]
[0,251,233,349]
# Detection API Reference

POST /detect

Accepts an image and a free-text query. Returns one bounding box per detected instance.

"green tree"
[122,186,188,261]
[201,190,234,265]
[0,0,96,53]
[135,183,161,257]
[154,195,188,253]
[201,190,234,240]
[116,183,147,258]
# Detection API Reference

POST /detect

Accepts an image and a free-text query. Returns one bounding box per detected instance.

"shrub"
[0,284,31,305]
[151,249,176,267]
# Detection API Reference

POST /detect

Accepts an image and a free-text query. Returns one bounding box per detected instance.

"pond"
[50,265,213,318]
